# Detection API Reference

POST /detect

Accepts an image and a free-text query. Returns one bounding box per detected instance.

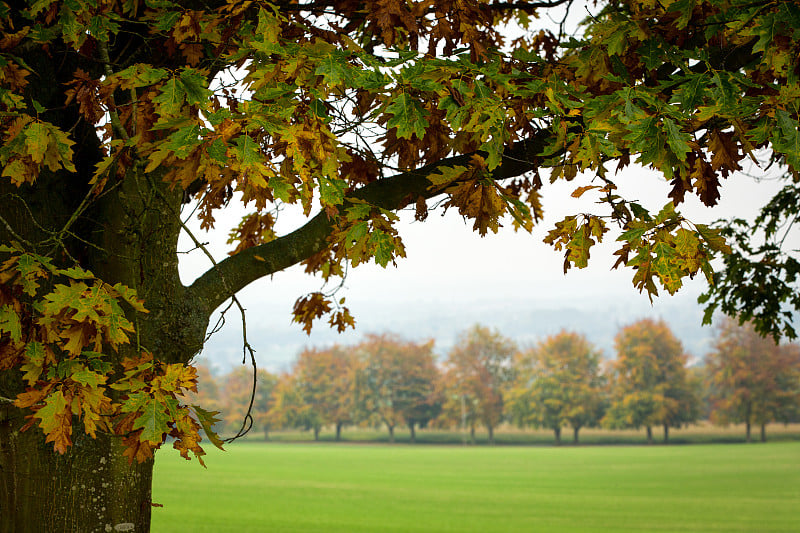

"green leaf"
[663,118,691,160]
[386,93,429,140]
[152,77,186,117]
[34,390,69,433]
[69,366,106,388]
[668,0,695,29]
[774,109,800,170]
[370,231,396,267]
[192,405,225,449]
[233,134,262,169]
[153,10,181,32]
[24,122,48,164]
[427,165,467,187]
[179,69,212,106]
[0,305,22,342]
[59,266,94,280]
[20,342,45,384]
[269,175,291,202]
[133,399,172,444]
[113,64,170,88]
[319,175,345,206]
[314,53,354,86]
[166,124,202,159]
[31,99,46,114]
[567,225,592,269]
[206,138,228,163]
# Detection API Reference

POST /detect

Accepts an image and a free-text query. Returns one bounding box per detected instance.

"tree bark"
[663,424,669,443]
[335,422,342,441]
[646,425,653,444]
[487,424,495,445]
[0,403,154,532]
[746,421,752,442]
[388,424,395,443]
[470,424,476,444]
[313,426,320,441]
[573,426,580,444]
[760,423,766,442]
[554,426,561,445]
[409,422,416,443]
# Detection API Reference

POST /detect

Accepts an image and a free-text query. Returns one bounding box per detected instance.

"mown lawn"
[151,442,800,532]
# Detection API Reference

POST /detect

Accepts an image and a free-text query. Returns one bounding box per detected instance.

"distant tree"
[442,325,515,444]
[509,331,605,444]
[293,345,357,441]
[266,372,315,437]
[183,364,225,434]
[706,319,800,442]
[604,319,698,443]
[355,334,440,442]
[220,367,278,440]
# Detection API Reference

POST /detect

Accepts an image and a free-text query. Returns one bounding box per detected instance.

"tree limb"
[186,133,548,312]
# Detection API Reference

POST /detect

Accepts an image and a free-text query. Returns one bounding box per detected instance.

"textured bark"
[0,403,154,533]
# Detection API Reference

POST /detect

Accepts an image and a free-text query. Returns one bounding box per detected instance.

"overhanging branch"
[186,133,548,312]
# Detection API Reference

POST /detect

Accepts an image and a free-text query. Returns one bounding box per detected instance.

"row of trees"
[194,319,800,445]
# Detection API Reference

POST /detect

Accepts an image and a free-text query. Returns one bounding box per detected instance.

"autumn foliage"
[706,319,800,442]
[2,0,800,528]
[194,321,799,447]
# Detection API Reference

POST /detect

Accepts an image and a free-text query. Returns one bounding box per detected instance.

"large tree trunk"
[553,426,561,445]
[0,93,207,530]
[313,426,320,441]
[487,424,495,445]
[0,403,155,532]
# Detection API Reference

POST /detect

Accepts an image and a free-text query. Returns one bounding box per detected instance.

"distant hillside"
[195,289,717,374]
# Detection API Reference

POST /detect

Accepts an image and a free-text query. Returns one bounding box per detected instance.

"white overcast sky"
[177,161,788,372]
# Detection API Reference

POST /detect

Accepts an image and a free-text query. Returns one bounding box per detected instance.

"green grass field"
[151,441,800,532]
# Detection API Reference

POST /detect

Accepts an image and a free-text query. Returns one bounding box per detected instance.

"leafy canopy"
[1,0,799,461]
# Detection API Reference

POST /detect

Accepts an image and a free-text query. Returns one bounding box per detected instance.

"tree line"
[192,318,800,445]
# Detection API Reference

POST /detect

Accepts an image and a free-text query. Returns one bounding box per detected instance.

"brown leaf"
[292,292,332,335]
[708,130,742,176]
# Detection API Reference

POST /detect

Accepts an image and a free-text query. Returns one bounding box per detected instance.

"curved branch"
[186,134,548,312]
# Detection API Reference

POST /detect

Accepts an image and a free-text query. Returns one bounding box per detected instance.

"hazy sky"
[177,160,787,372]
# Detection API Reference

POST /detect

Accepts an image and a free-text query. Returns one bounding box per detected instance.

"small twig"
[0,212,34,248]
[97,40,130,141]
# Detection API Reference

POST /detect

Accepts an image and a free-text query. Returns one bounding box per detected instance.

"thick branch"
[186,134,548,311]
